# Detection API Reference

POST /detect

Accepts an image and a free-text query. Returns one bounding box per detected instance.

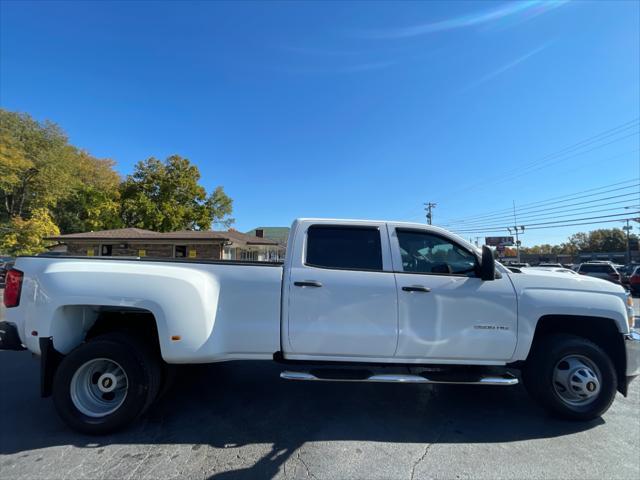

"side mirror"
[480,245,496,281]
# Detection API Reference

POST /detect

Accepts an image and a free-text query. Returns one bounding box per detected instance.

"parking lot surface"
[0,350,639,480]
[1,294,639,479]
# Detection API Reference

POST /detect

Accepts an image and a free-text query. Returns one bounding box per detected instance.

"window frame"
[174,245,187,258]
[303,224,386,273]
[392,227,481,278]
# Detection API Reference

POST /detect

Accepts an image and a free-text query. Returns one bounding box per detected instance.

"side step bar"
[280,370,518,386]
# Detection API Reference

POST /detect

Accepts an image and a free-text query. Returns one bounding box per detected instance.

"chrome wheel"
[553,354,601,407]
[70,358,128,418]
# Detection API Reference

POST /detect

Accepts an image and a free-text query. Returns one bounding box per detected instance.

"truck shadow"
[0,354,604,479]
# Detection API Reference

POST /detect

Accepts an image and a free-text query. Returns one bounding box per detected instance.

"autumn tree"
[0,208,60,256]
[0,110,73,219]
[0,109,122,237]
[1,110,235,254]
[120,155,233,232]
[521,228,639,255]
[53,152,123,233]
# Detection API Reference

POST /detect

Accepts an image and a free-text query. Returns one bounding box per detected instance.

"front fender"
[511,287,629,361]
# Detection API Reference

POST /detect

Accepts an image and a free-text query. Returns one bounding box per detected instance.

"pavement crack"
[410,444,431,480]
[410,419,451,480]
[296,450,316,479]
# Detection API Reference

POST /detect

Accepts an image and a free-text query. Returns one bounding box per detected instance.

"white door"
[390,226,518,361]
[286,223,398,358]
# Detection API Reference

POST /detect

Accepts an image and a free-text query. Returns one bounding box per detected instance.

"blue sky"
[1,0,638,245]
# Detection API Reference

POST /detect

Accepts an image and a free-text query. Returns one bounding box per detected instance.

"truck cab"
[282,219,517,363]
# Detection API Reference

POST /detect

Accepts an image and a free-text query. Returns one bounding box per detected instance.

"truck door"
[284,222,398,358]
[389,226,518,361]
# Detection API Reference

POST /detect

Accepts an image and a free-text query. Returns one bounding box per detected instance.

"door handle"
[294,280,323,288]
[402,285,431,293]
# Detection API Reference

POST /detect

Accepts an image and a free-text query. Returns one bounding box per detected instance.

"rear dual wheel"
[53,333,161,435]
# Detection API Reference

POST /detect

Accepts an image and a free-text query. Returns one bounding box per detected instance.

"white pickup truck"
[2,218,638,434]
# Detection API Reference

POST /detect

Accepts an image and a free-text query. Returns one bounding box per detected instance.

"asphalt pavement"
[0,351,639,479]
[1,295,639,479]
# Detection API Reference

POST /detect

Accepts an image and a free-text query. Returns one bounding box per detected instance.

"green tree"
[0,109,122,234]
[567,228,630,252]
[522,228,639,255]
[120,155,233,231]
[53,153,123,233]
[0,110,73,219]
[0,208,60,256]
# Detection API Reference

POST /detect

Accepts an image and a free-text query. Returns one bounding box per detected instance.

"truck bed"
[7,256,284,363]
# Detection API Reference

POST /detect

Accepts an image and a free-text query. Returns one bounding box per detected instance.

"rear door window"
[305,225,383,271]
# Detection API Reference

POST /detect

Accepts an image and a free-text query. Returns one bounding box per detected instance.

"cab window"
[306,225,383,271]
[396,229,477,275]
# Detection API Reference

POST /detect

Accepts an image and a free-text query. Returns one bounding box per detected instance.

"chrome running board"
[280,370,518,386]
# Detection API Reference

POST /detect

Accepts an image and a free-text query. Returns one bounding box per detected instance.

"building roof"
[245,226,290,245]
[47,228,279,246]
[47,228,158,240]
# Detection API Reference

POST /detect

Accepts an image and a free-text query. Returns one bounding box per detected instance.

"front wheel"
[523,334,617,421]
[52,333,161,434]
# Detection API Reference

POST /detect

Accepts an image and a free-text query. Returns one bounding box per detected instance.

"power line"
[448,199,638,227]
[449,203,638,230]
[490,119,639,180]
[443,181,639,225]
[439,177,639,224]
[451,217,639,234]
[451,204,639,231]
[486,131,639,187]
[443,191,640,227]
[442,186,640,227]
[440,118,639,199]
[451,212,640,234]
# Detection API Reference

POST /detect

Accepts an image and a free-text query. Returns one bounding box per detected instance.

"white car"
[524,266,579,275]
[1,218,638,434]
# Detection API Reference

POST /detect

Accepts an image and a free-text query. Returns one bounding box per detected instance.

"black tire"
[523,334,617,421]
[52,332,162,434]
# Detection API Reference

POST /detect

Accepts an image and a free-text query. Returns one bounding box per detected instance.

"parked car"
[505,262,530,268]
[537,263,563,268]
[576,262,622,284]
[1,218,638,434]
[0,260,15,288]
[618,264,639,285]
[629,266,640,297]
[525,266,579,275]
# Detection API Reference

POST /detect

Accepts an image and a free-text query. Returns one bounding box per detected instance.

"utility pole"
[424,202,437,225]
[509,200,525,262]
[623,218,632,265]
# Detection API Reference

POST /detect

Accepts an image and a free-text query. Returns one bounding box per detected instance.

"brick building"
[46,228,284,261]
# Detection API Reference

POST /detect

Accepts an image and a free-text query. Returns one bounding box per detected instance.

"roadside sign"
[485,236,514,247]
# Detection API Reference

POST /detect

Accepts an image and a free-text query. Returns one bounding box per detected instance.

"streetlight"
[507,225,525,262]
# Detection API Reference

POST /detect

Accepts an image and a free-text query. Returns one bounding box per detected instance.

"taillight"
[631,275,640,285]
[3,269,23,308]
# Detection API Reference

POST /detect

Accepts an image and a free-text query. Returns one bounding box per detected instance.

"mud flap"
[40,337,63,398]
